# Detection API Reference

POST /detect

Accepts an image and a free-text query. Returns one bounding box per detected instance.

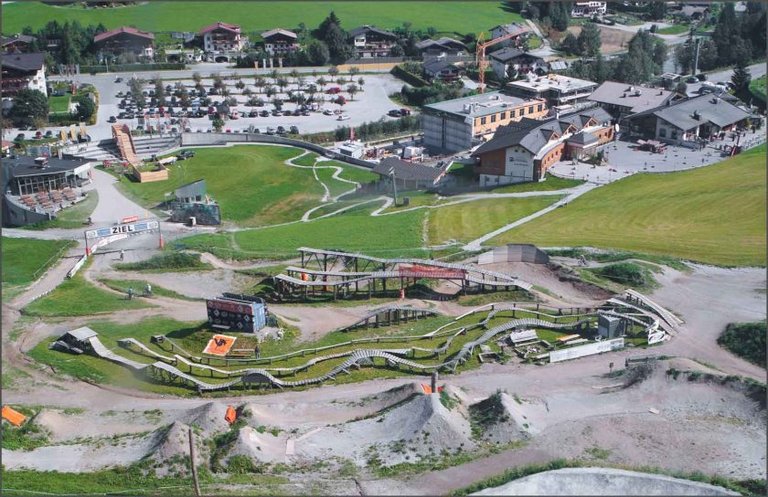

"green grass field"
[428,196,563,245]
[493,145,767,267]
[118,146,358,227]
[23,271,154,317]
[2,238,76,300]
[178,206,427,259]
[656,24,690,35]
[2,1,520,36]
[489,176,584,193]
[48,95,71,114]
[749,75,766,103]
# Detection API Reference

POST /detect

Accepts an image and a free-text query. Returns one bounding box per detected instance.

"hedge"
[391,65,429,87]
[79,63,186,74]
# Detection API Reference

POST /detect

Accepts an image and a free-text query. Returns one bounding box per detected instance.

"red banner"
[206,299,254,316]
[121,215,139,224]
[398,264,466,279]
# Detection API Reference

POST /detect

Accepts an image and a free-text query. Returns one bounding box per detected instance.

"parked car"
[326,87,341,94]
[14,133,25,142]
[276,125,286,135]
[400,108,412,116]
[686,76,699,84]
[108,116,117,123]
[337,114,350,121]
[289,125,299,134]
[114,77,123,83]
[260,110,270,117]
[34,131,43,140]
[323,109,334,116]
[266,127,276,135]
[272,110,283,116]
[249,110,259,117]
[388,109,402,117]
[177,150,196,161]
[45,130,53,138]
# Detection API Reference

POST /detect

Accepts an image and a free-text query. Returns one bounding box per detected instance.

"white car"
[337,114,350,121]
[323,109,334,116]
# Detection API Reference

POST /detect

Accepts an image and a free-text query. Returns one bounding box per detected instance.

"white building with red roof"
[93,26,154,61]
[200,22,244,53]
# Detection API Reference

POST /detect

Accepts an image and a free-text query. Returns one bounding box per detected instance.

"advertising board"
[85,220,159,239]
[549,338,624,363]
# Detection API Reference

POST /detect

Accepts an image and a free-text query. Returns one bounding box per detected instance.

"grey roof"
[373,157,445,182]
[569,131,599,145]
[261,28,297,40]
[348,25,397,39]
[490,23,530,37]
[508,74,598,96]
[588,81,674,114]
[488,47,543,64]
[473,107,612,156]
[66,327,98,342]
[652,94,751,131]
[416,37,467,51]
[549,60,569,71]
[2,34,36,46]
[175,179,207,198]
[423,91,532,119]
[5,156,90,178]
[1,52,44,72]
[423,58,460,75]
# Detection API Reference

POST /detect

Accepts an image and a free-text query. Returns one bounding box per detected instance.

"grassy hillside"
[493,145,767,267]
[718,321,766,368]
[749,75,766,104]
[2,1,520,35]
[2,237,76,301]
[428,196,563,245]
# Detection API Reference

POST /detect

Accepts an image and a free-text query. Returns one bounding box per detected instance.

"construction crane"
[475,31,520,94]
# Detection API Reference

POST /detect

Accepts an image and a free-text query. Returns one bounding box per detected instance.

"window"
[518,108,524,117]
[500,111,506,120]
[671,130,678,140]
[659,128,667,138]
[537,104,543,112]
[491,114,497,123]
[528,106,534,114]
[480,117,487,125]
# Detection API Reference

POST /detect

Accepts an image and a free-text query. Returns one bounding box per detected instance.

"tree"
[317,76,328,90]
[315,11,342,40]
[10,89,48,127]
[325,23,350,64]
[276,77,289,94]
[336,77,346,87]
[242,87,252,98]
[192,72,202,84]
[306,84,318,102]
[307,40,330,66]
[271,97,283,111]
[289,68,300,87]
[357,77,365,87]
[153,77,166,105]
[731,61,751,95]
[74,95,95,121]
[647,1,666,21]
[328,66,339,77]
[560,32,580,55]
[212,116,224,132]
[265,85,276,99]
[346,84,359,100]
[549,2,570,32]
[349,66,360,80]
[577,22,601,57]
[235,80,245,90]
[254,76,266,93]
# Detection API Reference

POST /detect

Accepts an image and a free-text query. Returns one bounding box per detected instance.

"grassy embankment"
[494,145,767,267]
[2,237,76,301]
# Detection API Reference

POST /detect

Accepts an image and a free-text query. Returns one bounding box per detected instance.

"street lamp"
[389,167,398,207]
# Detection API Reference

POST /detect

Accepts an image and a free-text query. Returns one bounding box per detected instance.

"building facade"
[416,37,468,57]
[422,92,548,154]
[571,1,608,17]
[93,27,154,61]
[489,48,547,80]
[1,34,36,53]
[1,52,47,97]
[261,29,299,56]
[348,25,397,58]
[587,81,679,123]
[646,95,752,145]
[200,22,244,53]
[489,23,530,47]
[472,107,614,186]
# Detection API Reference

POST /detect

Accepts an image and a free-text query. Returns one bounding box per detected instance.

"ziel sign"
[84,219,161,255]
[85,220,159,240]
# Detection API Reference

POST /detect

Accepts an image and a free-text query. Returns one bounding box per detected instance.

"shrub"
[115,252,211,271]
[593,262,648,287]
[717,322,766,367]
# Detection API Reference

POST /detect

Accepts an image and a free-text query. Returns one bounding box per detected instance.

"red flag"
[350,127,355,141]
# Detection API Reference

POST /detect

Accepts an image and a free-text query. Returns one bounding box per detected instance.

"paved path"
[8,249,82,310]
[463,182,599,251]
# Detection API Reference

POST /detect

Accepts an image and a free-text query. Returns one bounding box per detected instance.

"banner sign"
[85,220,159,239]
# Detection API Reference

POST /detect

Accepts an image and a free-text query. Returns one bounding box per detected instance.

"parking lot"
[549,124,766,184]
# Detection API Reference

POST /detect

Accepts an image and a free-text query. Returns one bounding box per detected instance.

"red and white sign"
[206,299,255,316]
[121,215,139,224]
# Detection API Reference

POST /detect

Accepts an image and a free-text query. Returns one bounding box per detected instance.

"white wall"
[504,146,534,182]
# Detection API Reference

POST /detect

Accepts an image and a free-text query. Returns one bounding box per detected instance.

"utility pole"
[692,37,701,78]
[389,168,398,207]
[188,427,201,497]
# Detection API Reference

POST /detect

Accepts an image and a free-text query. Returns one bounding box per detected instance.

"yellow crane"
[475,31,521,93]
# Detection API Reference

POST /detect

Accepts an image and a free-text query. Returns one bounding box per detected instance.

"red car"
[400,108,412,116]
[325,87,341,94]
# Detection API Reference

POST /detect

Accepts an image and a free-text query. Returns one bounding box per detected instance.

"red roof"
[2,140,12,150]
[94,26,154,43]
[199,22,240,35]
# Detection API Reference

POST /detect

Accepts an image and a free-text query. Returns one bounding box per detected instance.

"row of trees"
[565,29,667,85]
[674,2,766,75]
[8,88,95,127]
[20,20,108,66]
